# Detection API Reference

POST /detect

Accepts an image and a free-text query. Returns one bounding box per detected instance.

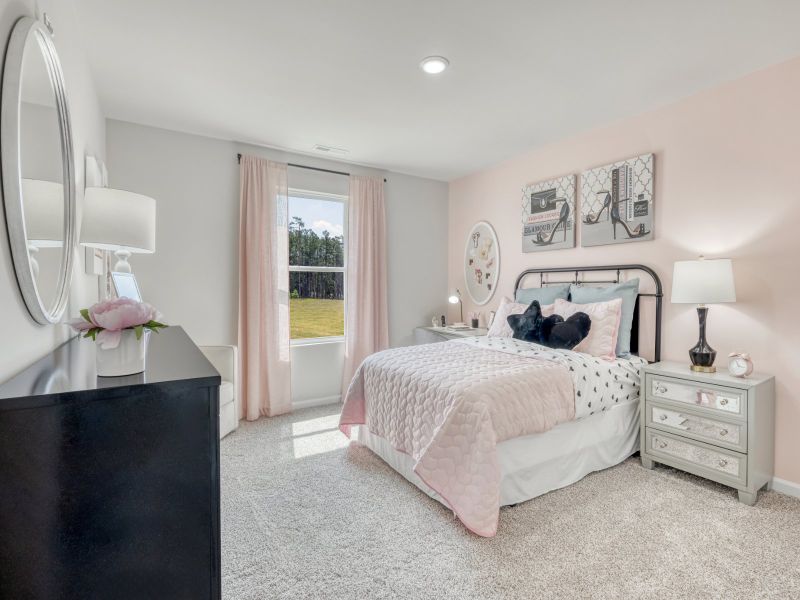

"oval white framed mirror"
[463,221,500,305]
[1,17,76,324]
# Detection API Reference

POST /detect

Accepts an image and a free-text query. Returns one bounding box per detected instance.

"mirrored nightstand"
[640,361,775,505]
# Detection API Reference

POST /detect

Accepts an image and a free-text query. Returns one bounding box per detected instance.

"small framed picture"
[111,271,143,302]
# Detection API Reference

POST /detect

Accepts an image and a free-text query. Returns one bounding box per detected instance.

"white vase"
[96,329,150,377]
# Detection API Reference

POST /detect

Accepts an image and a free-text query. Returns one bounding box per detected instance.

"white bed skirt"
[356,400,640,507]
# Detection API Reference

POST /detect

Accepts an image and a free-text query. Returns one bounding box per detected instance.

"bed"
[339,264,663,537]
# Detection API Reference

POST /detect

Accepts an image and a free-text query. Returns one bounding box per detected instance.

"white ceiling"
[74,0,800,181]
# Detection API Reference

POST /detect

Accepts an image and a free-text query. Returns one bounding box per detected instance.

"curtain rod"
[236,153,386,182]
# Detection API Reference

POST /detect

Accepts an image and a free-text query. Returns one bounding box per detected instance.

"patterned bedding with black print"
[455,336,647,419]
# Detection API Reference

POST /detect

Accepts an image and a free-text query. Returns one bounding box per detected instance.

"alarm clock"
[728,352,753,378]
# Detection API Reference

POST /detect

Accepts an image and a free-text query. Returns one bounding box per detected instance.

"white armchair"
[199,345,239,439]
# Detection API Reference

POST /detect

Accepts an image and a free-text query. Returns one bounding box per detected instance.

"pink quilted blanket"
[339,339,575,537]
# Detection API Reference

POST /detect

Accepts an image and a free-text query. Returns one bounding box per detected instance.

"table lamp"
[671,256,736,372]
[81,187,156,273]
[448,289,463,324]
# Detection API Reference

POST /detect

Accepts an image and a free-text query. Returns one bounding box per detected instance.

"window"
[288,189,346,342]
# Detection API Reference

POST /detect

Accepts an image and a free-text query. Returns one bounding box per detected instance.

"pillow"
[488,296,554,338]
[569,278,639,357]
[554,298,622,361]
[507,301,591,350]
[515,284,570,306]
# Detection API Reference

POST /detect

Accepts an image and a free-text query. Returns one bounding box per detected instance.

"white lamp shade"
[81,187,156,253]
[671,258,736,304]
[22,178,64,247]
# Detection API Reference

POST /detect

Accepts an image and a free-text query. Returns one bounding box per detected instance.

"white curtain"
[342,175,389,395]
[238,155,292,419]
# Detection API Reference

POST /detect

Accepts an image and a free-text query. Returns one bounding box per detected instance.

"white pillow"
[553,297,622,361]
[487,296,554,338]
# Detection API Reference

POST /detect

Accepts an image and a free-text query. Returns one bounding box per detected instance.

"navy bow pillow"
[507,300,591,350]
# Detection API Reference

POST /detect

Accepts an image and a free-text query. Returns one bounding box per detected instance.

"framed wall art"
[580,153,654,247]
[463,221,499,305]
[521,174,576,252]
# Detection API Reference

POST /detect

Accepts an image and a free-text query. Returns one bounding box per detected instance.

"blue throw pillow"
[569,278,640,357]
[515,284,570,306]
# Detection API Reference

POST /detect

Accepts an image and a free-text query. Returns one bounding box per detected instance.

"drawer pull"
[658,440,667,449]
[718,459,728,468]
[719,428,729,437]
[720,398,729,406]
[655,383,668,394]
[659,414,668,421]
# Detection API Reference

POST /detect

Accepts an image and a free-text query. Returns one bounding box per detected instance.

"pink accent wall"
[448,57,800,485]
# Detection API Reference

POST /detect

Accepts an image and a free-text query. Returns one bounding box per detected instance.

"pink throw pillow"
[488,297,555,338]
[554,297,622,360]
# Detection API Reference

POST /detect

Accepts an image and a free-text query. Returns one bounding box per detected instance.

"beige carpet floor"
[221,405,800,599]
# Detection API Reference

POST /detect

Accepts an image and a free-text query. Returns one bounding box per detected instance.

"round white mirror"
[463,221,500,306]
[1,17,75,324]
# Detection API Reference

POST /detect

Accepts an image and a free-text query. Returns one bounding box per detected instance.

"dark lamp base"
[689,306,717,372]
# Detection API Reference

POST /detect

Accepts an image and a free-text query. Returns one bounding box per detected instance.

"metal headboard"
[513,264,663,362]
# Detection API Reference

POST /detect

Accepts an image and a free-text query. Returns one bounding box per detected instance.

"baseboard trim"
[292,395,341,411]
[772,476,800,499]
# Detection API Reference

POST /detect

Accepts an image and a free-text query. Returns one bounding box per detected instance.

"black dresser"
[0,326,221,599]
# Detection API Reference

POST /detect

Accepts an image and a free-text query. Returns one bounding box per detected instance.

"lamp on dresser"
[671,256,736,373]
[81,187,156,273]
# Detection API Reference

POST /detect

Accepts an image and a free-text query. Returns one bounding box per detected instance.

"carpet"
[221,405,800,599]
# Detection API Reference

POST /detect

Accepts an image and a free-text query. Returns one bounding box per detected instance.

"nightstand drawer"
[646,429,747,486]
[647,374,746,419]
[646,401,747,452]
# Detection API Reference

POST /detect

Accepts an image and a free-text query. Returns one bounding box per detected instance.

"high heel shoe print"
[610,203,649,239]
[583,192,611,224]
[533,202,569,246]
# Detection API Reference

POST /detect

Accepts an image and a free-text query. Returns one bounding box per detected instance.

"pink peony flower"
[67,316,94,331]
[88,297,157,331]
[69,298,166,350]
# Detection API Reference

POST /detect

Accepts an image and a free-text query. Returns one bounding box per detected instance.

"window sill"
[290,336,345,347]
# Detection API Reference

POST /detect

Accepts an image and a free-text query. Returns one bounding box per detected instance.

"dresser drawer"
[646,401,747,452]
[647,374,746,420]
[646,428,747,486]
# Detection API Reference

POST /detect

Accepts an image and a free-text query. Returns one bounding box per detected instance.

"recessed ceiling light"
[420,56,449,75]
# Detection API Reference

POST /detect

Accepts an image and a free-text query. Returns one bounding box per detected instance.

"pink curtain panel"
[342,175,389,396]
[238,155,292,419]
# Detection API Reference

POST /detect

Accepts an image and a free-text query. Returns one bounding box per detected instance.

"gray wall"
[106,119,448,404]
[0,1,106,382]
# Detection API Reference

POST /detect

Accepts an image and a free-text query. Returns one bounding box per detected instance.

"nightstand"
[413,326,488,345]
[640,361,775,505]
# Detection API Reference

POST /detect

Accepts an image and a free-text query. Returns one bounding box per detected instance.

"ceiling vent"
[313,144,349,155]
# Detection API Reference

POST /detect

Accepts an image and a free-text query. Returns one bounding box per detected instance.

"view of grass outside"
[289,298,344,338]
[288,194,345,340]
